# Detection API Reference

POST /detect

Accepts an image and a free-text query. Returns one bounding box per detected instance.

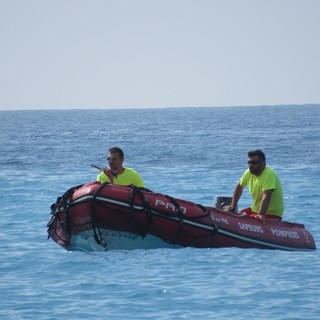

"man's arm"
[228,182,243,212]
[257,189,274,223]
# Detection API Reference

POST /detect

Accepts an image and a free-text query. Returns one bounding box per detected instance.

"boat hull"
[71,229,181,251]
[47,182,316,252]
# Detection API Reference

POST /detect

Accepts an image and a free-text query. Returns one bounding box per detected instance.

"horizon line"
[0,103,319,112]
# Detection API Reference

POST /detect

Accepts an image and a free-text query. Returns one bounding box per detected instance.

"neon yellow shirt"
[96,167,144,188]
[240,167,284,217]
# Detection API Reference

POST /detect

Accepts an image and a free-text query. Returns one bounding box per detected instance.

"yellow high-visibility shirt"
[240,167,284,217]
[97,167,144,188]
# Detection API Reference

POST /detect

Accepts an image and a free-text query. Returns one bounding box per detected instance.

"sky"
[0,0,319,110]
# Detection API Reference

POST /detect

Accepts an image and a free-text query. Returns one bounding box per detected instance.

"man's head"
[107,147,124,171]
[247,149,266,176]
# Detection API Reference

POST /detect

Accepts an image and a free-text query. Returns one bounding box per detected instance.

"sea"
[0,105,319,319]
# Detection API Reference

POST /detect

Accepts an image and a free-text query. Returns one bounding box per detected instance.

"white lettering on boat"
[238,222,264,233]
[154,199,187,214]
[271,229,300,239]
[211,216,229,225]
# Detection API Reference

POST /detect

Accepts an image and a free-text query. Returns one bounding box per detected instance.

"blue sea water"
[0,105,319,319]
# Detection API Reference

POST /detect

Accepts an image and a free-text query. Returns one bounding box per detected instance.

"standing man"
[97,146,144,187]
[228,150,284,224]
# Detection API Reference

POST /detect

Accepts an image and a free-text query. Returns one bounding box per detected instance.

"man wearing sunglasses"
[97,146,144,188]
[227,150,284,224]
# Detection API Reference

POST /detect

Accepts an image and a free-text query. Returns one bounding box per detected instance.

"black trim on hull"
[216,228,313,251]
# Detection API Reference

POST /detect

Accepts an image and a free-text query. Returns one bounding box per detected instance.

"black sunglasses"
[247,160,261,165]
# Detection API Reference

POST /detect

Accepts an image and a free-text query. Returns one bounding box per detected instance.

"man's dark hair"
[108,146,124,159]
[248,149,266,161]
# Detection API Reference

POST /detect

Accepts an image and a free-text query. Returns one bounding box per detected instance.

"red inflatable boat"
[47,182,316,252]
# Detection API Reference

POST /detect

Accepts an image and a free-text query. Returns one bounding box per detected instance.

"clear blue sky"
[1,0,319,110]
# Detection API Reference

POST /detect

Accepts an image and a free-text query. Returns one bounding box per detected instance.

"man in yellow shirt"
[97,147,144,188]
[228,150,284,224]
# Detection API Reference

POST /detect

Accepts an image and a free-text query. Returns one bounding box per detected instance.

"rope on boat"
[91,182,110,247]
[47,184,84,239]
[127,187,219,245]
[48,183,220,249]
[128,185,153,238]
[163,195,185,244]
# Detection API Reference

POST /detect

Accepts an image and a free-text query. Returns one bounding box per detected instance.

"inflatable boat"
[47,182,316,252]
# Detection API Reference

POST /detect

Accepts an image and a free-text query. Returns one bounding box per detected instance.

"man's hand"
[257,214,266,224]
[226,205,236,212]
[103,168,115,183]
